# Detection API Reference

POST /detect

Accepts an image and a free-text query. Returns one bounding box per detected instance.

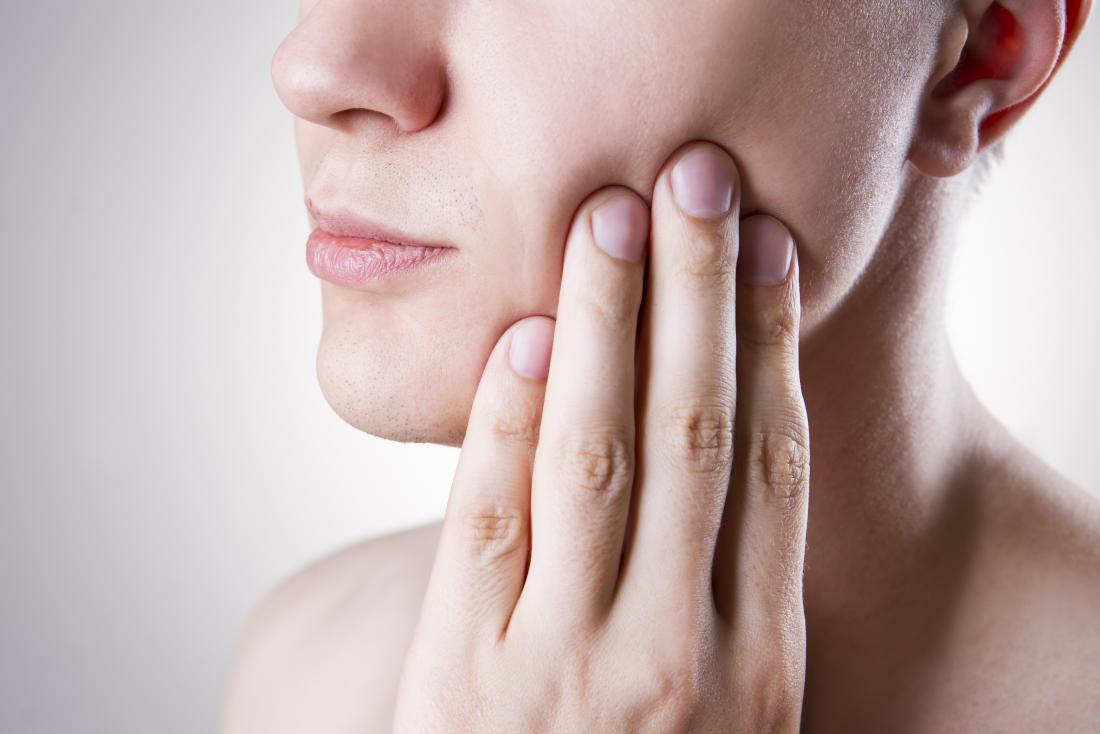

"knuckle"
[485,396,541,449]
[626,663,694,728]
[559,429,634,504]
[657,398,735,481]
[674,232,738,294]
[457,499,526,560]
[569,275,641,330]
[647,672,700,728]
[633,645,719,730]
[747,655,806,732]
[746,418,810,505]
[737,279,801,350]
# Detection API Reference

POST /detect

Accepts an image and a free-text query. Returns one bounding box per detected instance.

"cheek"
[299,0,935,446]
[447,9,715,321]
[722,6,934,330]
[455,2,932,337]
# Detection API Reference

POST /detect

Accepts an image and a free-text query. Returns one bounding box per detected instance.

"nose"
[271,0,448,134]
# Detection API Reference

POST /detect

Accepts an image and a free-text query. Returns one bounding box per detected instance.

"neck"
[797,165,999,622]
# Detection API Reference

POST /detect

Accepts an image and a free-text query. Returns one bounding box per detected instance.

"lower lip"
[305,228,455,287]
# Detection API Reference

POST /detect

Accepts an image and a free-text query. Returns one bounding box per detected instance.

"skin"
[393,148,814,731]
[221,0,1100,731]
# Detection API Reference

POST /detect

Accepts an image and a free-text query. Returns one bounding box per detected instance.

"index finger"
[513,186,650,633]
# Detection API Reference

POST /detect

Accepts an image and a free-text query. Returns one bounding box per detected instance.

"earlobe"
[907,0,1087,178]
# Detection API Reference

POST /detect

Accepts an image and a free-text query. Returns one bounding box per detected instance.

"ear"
[908,0,1092,177]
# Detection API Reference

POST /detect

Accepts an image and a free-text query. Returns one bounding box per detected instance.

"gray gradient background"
[0,3,1097,733]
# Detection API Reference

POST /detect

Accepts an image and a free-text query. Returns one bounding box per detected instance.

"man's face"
[273,0,942,446]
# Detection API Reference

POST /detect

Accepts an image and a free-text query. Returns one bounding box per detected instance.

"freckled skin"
[220,0,1100,732]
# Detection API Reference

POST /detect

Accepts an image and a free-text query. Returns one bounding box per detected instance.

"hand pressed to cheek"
[396,140,811,734]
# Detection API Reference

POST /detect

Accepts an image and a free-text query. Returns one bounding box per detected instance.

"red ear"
[932,4,1022,101]
[908,0,1091,178]
[1063,0,1091,61]
[978,0,1092,145]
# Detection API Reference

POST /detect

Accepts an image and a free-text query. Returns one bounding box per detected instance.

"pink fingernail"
[737,216,794,285]
[508,319,554,380]
[670,146,736,219]
[591,194,648,263]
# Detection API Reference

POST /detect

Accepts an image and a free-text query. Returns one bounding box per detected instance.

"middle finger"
[619,142,741,610]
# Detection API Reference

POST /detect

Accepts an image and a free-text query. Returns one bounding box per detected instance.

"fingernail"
[508,319,554,380]
[738,216,794,285]
[670,146,736,219]
[591,194,648,263]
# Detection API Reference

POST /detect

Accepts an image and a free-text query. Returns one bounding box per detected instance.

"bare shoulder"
[921,438,1100,731]
[980,443,1100,658]
[219,520,442,734]
[978,438,1100,581]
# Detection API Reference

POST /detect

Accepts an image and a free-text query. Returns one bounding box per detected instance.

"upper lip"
[305,196,452,248]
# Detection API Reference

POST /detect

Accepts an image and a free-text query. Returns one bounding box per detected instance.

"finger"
[514,187,649,631]
[713,215,809,635]
[618,142,740,613]
[420,316,555,644]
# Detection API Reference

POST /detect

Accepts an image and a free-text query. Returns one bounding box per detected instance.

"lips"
[304,197,456,288]
[305,197,448,246]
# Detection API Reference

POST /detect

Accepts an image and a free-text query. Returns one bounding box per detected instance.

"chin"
[314,318,480,448]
